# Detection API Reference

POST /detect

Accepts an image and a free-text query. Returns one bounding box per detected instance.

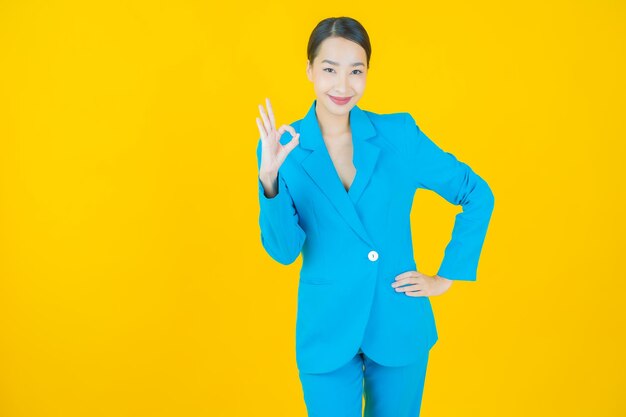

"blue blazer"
[256,99,495,374]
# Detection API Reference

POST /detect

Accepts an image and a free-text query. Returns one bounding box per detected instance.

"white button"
[368,250,379,261]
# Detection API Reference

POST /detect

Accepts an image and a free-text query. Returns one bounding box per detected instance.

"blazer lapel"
[295,99,380,247]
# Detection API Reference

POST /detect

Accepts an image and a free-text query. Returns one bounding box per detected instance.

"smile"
[328,95,352,105]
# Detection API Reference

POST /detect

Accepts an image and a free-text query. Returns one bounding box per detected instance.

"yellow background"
[1,0,624,416]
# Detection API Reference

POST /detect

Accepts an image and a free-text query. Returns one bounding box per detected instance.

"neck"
[315,100,351,138]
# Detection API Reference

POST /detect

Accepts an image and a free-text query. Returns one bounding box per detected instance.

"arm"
[256,139,306,265]
[403,113,495,281]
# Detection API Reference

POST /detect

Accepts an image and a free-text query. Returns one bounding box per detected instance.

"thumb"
[284,133,300,153]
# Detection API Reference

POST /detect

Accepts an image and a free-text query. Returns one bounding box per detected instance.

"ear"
[306,60,312,82]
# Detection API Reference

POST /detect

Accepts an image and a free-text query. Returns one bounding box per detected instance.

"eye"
[323,68,363,74]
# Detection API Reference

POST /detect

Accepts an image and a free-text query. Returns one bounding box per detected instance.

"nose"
[335,74,348,93]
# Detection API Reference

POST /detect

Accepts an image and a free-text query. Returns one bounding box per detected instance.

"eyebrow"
[321,59,365,67]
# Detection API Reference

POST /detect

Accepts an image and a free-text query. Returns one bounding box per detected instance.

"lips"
[329,95,352,105]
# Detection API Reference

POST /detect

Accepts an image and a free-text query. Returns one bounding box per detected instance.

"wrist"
[259,169,278,182]
[435,274,452,283]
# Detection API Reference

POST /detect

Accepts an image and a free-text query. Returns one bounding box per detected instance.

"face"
[306,36,368,117]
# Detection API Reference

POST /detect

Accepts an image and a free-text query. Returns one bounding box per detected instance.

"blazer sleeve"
[402,113,495,281]
[256,139,306,265]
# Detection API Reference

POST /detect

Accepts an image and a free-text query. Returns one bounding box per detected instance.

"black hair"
[307,17,372,69]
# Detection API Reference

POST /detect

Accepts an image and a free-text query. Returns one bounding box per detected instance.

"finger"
[396,285,422,292]
[284,133,300,153]
[277,124,297,141]
[256,117,267,140]
[265,97,276,131]
[395,282,420,292]
[277,133,299,162]
[258,103,272,134]
[282,124,297,137]
[392,281,416,291]
[392,277,413,287]
[395,270,419,281]
[405,290,426,297]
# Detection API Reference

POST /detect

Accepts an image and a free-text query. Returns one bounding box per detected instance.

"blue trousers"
[298,348,430,417]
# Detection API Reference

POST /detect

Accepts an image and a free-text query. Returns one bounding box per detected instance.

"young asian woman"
[255,16,494,417]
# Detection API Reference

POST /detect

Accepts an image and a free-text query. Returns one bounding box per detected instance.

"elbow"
[267,244,300,265]
[453,166,495,211]
[274,253,300,266]
[260,232,305,266]
[482,179,495,213]
[481,179,496,213]
[468,175,494,213]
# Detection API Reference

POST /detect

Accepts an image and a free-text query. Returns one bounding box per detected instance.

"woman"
[255,16,495,417]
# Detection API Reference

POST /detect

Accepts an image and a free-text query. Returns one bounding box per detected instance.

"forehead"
[316,37,366,63]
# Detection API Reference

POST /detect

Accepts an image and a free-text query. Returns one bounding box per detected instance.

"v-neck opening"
[321,136,358,197]
[345,169,357,195]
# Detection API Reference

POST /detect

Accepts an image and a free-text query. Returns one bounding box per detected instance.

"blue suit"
[256,99,495,375]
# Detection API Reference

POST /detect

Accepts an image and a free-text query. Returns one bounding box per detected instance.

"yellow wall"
[0,1,624,416]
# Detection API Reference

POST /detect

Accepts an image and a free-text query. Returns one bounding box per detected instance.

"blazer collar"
[296,99,380,247]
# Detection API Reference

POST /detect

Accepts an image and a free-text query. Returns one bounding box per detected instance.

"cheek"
[352,77,366,90]
[314,76,333,89]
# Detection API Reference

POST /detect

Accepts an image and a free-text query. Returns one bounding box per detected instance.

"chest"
[323,135,356,192]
